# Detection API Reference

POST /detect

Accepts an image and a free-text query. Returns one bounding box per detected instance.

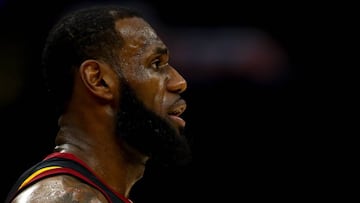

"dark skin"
[12,17,187,202]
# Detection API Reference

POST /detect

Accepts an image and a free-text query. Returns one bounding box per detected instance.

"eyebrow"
[155,47,168,55]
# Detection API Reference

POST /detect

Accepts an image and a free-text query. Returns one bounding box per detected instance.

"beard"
[115,82,192,167]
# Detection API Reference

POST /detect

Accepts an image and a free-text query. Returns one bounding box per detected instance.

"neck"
[54,113,149,198]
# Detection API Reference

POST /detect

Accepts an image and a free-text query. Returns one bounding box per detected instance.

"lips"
[167,99,187,128]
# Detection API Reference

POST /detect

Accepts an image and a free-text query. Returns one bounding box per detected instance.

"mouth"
[167,99,187,128]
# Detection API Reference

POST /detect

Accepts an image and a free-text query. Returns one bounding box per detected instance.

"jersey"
[5,152,132,203]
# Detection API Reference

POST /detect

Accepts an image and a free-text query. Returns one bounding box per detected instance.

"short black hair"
[42,5,142,115]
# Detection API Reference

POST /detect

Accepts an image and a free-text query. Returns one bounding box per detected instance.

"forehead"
[115,17,163,49]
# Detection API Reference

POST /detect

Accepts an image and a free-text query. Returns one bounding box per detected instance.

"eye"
[150,59,167,71]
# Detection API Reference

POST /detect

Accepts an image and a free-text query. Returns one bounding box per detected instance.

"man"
[5,4,192,203]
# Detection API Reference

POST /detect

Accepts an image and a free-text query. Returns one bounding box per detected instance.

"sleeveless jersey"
[5,152,132,203]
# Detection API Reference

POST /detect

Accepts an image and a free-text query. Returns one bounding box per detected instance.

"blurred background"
[1,0,342,202]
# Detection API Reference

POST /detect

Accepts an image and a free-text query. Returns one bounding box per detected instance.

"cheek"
[132,76,165,112]
[124,63,167,112]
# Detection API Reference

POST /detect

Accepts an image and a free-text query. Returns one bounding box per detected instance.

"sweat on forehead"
[115,18,159,42]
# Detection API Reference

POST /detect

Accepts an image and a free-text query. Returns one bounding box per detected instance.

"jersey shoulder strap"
[5,152,130,203]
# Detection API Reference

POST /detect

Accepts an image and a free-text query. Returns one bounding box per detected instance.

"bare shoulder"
[11,175,108,203]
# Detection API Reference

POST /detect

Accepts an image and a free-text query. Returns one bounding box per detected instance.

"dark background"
[1,0,348,202]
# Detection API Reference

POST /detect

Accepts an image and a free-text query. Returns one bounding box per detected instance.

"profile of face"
[114,17,192,166]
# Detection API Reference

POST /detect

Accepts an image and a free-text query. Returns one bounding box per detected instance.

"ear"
[79,59,116,101]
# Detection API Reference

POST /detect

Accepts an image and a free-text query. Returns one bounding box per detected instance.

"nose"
[167,66,187,94]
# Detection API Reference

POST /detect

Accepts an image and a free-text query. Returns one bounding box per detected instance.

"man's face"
[114,17,192,166]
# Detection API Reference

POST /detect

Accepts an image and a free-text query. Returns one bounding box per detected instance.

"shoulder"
[11,175,108,203]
